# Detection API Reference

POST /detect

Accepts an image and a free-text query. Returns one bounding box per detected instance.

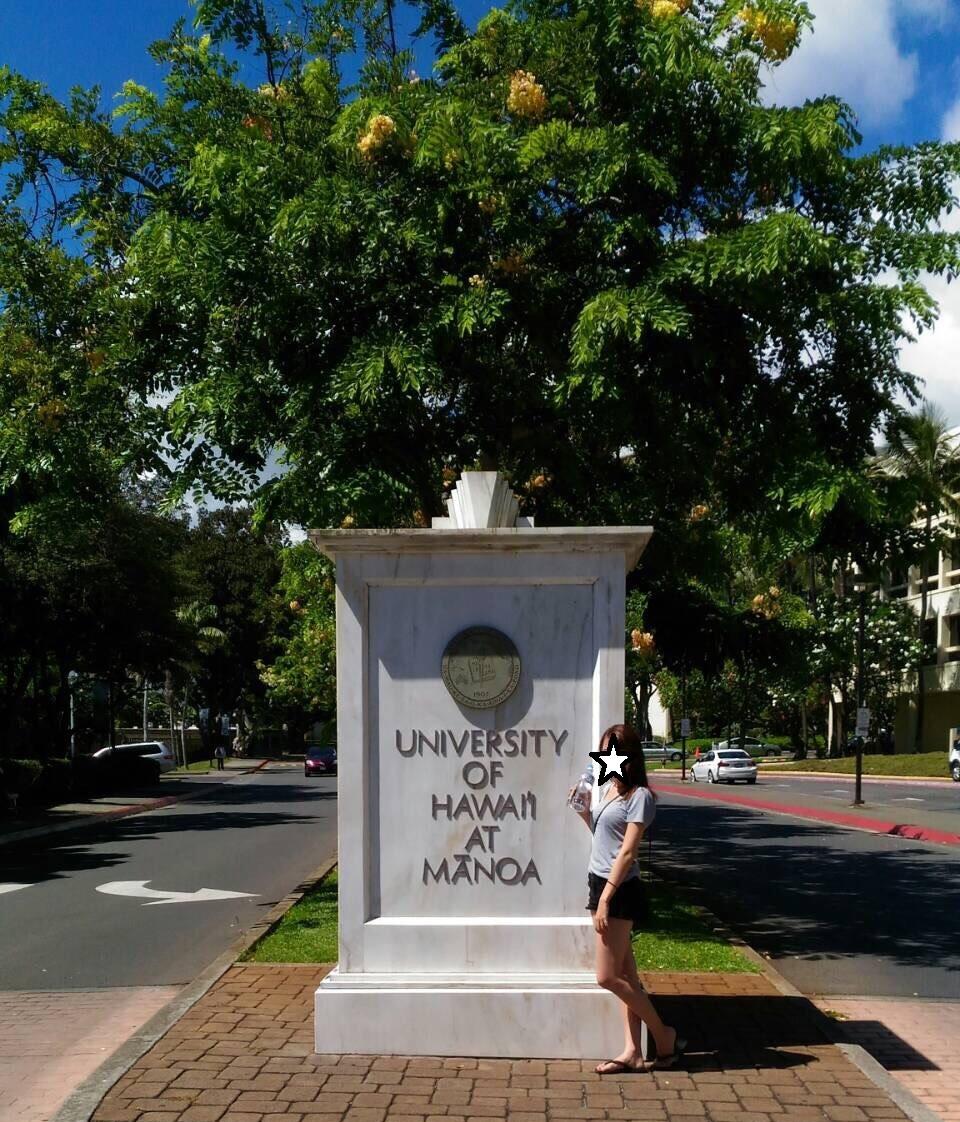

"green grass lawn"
[244,869,339,964]
[170,760,214,774]
[777,750,950,778]
[244,868,757,974]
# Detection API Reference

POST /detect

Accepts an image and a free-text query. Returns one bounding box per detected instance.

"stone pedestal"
[310,474,651,1058]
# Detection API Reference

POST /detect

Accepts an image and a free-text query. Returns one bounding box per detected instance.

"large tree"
[2,0,959,533]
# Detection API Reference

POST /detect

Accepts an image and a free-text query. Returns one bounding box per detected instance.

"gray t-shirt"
[588,786,656,880]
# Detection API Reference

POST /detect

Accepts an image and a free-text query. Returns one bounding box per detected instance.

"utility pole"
[68,670,79,760]
[853,577,870,807]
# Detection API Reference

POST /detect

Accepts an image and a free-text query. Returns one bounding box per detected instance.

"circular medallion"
[441,627,522,710]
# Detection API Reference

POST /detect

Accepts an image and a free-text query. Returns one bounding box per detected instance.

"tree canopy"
[3,0,959,534]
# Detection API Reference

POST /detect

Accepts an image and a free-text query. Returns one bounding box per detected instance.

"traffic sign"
[856,707,870,737]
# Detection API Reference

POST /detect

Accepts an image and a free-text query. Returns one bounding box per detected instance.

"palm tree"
[878,402,960,752]
[166,601,225,767]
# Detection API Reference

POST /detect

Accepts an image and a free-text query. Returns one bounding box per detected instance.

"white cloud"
[943,97,960,142]
[901,272,960,425]
[763,0,918,126]
[760,1,959,422]
[900,207,960,425]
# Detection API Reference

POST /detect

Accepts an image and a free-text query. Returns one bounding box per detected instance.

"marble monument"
[309,472,652,1058]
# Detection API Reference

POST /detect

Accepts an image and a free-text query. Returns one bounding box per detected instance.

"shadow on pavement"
[653,993,836,1070]
[652,801,960,982]
[830,1018,939,1071]
[0,779,336,887]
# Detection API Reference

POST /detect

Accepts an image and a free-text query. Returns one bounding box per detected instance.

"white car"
[92,741,177,775]
[951,741,960,782]
[691,748,758,784]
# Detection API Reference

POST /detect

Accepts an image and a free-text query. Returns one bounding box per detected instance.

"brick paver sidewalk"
[818,997,960,1122]
[0,986,178,1122]
[91,964,911,1122]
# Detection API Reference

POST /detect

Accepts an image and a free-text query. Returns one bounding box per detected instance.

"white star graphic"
[589,738,629,784]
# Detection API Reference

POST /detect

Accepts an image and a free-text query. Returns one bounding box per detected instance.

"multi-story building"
[886,524,960,753]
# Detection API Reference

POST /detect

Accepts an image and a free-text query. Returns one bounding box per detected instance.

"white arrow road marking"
[96,880,259,906]
[0,883,33,896]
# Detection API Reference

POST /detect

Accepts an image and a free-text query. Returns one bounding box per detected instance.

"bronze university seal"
[441,627,521,710]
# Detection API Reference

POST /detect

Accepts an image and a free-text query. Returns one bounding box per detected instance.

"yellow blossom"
[340,515,356,528]
[443,148,462,170]
[357,113,396,159]
[652,0,682,18]
[738,6,797,60]
[507,70,547,119]
[631,631,656,656]
[37,399,67,431]
[492,250,528,276]
[258,82,292,103]
[688,503,710,523]
[637,0,690,12]
[468,274,486,288]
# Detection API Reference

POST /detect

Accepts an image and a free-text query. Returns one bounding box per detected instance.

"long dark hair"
[599,722,654,796]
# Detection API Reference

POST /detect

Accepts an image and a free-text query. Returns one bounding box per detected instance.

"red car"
[305,746,337,777]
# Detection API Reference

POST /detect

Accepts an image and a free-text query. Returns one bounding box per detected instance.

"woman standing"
[571,723,686,1075]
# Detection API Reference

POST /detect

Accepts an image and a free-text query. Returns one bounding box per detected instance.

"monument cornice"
[309,526,653,570]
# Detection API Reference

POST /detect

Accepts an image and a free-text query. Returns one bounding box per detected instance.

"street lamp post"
[853,579,869,807]
[67,670,79,760]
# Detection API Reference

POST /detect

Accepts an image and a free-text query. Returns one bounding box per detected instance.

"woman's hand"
[593,897,610,934]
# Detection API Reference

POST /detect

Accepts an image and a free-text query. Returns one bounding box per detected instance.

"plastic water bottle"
[568,767,594,813]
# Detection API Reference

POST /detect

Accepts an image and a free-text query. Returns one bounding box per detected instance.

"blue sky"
[3,0,960,419]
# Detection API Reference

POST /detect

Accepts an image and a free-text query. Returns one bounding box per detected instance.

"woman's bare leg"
[595,918,676,1058]
[620,937,646,1061]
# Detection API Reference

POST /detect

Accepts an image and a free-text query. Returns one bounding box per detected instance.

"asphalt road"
[651,788,960,999]
[730,772,959,817]
[0,766,337,990]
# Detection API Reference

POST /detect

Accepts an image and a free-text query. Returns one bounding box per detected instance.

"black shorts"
[586,873,649,931]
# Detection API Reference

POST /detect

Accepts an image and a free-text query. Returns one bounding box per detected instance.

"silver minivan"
[92,741,177,775]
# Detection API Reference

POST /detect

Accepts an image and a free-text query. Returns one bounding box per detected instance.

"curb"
[652,780,960,848]
[760,768,953,784]
[652,867,944,1122]
[0,759,272,849]
[52,852,338,1122]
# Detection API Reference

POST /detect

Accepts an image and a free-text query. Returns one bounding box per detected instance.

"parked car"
[950,739,960,782]
[691,748,758,784]
[91,740,177,781]
[305,746,337,777]
[640,741,684,763]
[716,736,782,758]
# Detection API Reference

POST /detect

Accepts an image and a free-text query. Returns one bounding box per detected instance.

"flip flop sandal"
[594,1059,651,1075]
[653,1035,688,1070]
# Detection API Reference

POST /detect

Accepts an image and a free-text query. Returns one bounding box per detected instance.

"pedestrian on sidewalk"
[570,722,686,1075]
[214,743,226,771]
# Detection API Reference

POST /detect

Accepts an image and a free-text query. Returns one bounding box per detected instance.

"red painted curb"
[651,780,960,848]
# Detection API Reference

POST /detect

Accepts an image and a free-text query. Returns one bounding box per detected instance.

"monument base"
[314,969,632,1059]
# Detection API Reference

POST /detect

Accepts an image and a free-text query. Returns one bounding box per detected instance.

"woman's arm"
[594,822,645,932]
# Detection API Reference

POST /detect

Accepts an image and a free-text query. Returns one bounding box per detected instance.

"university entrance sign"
[309,472,651,1058]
